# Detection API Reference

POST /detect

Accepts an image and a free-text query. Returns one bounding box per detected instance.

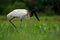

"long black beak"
[30,11,40,21]
[34,12,40,21]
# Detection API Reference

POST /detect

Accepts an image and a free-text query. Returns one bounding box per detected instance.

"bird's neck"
[27,12,31,17]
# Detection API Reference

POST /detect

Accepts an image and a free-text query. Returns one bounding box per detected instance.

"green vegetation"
[0,0,60,40]
[0,16,60,40]
[0,0,60,15]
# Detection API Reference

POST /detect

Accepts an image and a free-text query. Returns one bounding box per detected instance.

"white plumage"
[7,9,31,31]
[7,9,30,19]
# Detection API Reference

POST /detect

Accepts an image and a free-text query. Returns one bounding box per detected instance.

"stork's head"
[27,10,40,21]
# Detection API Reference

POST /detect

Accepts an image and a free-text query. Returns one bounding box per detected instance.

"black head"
[30,10,40,21]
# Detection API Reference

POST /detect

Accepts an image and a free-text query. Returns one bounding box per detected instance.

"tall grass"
[0,16,60,40]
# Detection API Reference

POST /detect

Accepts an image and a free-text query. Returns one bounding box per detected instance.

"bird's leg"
[9,17,17,31]
[20,19,23,28]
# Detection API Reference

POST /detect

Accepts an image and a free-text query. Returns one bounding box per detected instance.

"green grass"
[0,16,60,40]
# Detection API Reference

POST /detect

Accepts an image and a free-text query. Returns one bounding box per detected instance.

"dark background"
[0,0,60,16]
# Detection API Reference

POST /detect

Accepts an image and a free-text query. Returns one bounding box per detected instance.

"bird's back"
[7,9,28,19]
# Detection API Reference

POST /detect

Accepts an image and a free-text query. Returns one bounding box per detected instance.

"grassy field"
[0,16,60,40]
